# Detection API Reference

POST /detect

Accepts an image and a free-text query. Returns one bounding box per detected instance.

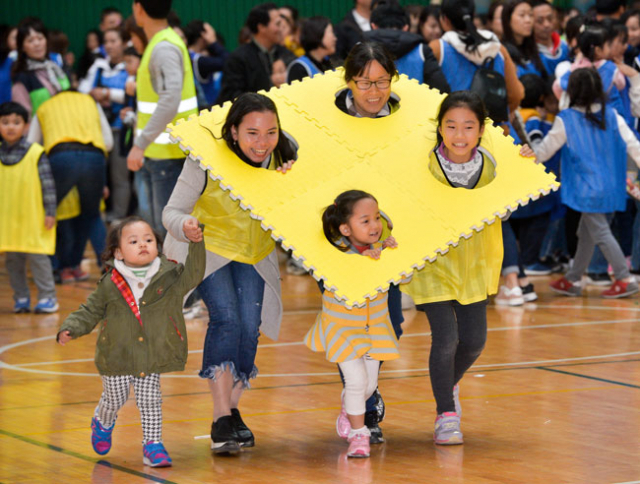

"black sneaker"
[210,416,241,454]
[585,272,612,286]
[520,283,538,302]
[372,388,385,423]
[231,408,255,448]
[364,410,385,444]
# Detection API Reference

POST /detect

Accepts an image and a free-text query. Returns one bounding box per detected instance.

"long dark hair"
[577,25,607,62]
[441,0,491,53]
[12,17,48,76]
[501,0,548,78]
[436,91,487,145]
[567,68,607,130]
[322,190,377,251]
[343,41,398,83]
[102,216,164,264]
[220,92,296,168]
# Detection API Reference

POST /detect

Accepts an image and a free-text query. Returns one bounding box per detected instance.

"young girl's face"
[421,15,442,42]
[438,106,485,164]
[339,197,382,247]
[610,34,627,60]
[115,221,159,267]
[231,110,279,164]
[594,41,611,61]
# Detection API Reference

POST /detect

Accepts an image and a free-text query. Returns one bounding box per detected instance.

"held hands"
[44,216,56,230]
[57,331,72,345]
[277,160,296,174]
[127,145,145,171]
[183,218,203,242]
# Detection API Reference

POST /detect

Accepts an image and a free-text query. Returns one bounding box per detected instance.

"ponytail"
[577,25,607,63]
[567,68,607,130]
[441,0,491,53]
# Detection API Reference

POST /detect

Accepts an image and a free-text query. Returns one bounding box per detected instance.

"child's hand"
[363,248,382,260]
[277,159,295,174]
[382,236,397,249]
[57,331,72,345]
[44,216,56,230]
[183,218,203,242]
[519,144,535,158]
[617,62,638,78]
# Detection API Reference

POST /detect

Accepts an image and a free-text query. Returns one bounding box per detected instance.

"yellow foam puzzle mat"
[168,69,559,307]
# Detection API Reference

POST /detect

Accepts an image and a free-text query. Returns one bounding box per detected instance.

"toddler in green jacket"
[57,216,205,467]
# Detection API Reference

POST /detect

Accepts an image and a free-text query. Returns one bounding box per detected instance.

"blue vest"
[558,107,628,213]
[94,65,128,128]
[288,55,322,79]
[439,39,506,91]
[512,116,560,218]
[516,61,544,78]
[396,44,424,83]
[560,61,625,120]
[189,51,223,106]
[0,57,13,104]
[539,41,570,77]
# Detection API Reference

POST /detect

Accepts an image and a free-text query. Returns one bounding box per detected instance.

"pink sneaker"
[336,394,350,439]
[347,430,371,458]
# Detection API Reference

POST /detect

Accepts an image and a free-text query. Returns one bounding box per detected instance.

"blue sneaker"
[13,297,30,313]
[34,298,59,314]
[143,441,172,467]
[91,417,114,455]
[524,262,553,276]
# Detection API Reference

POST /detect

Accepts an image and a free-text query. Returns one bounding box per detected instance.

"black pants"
[418,299,487,415]
[510,212,550,267]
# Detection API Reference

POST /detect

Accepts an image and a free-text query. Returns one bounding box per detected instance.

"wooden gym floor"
[1,254,639,484]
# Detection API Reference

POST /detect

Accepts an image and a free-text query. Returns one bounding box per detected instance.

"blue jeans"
[198,261,265,387]
[501,220,525,278]
[134,157,184,237]
[49,149,106,269]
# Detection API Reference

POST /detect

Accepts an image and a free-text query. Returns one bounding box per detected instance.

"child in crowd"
[0,101,58,313]
[57,216,205,466]
[305,190,400,458]
[538,68,640,298]
[402,91,532,444]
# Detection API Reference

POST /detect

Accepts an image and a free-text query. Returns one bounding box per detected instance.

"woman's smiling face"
[231,110,280,164]
[347,60,392,118]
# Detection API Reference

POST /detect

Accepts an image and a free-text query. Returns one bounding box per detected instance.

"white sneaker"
[494,285,524,306]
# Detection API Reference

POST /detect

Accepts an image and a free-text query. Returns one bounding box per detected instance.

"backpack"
[469,57,508,124]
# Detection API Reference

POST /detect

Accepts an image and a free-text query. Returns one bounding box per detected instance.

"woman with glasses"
[334,41,399,118]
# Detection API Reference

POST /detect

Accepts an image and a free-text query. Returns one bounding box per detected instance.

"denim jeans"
[134,157,184,237]
[198,261,265,387]
[417,299,487,414]
[501,220,525,277]
[49,149,106,269]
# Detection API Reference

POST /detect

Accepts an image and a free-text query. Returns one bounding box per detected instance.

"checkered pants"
[94,373,163,444]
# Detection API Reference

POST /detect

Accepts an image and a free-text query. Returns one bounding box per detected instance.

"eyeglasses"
[352,78,392,90]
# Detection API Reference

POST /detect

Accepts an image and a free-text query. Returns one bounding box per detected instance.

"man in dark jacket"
[218,3,288,103]
[335,0,372,61]
[364,3,450,93]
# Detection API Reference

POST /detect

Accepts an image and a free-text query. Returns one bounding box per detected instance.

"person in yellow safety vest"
[127,0,197,236]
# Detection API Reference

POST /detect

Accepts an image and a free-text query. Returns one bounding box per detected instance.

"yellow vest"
[37,92,107,155]
[136,28,198,159]
[402,148,503,305]
[192,168,275,264]
[0,143,56,254]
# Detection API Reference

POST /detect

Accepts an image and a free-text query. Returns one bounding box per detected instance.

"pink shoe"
[347,430,371,458]
[336,393,350,439]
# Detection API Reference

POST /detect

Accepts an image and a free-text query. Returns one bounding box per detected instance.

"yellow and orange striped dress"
[304,240,400,363]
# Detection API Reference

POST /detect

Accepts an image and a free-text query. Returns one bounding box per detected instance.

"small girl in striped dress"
[305,190,400,458]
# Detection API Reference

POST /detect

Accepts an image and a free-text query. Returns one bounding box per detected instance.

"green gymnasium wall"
[2,0,589,58]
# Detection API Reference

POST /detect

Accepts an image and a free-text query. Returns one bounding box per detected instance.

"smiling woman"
[335,42,400,118]
[162,92,298,455]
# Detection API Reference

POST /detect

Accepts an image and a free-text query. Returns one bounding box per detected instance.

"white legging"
[338,354,380,415]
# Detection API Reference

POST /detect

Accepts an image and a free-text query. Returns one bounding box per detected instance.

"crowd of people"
[2,0,640,468]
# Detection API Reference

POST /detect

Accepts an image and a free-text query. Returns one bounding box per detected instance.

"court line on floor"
[537,367,640,389]
[0,428,178,484]
[6,316,640,373]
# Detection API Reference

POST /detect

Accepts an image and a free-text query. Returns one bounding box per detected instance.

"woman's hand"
[277,159,295,174]
[183,218,203,242]
[382,236,397,249]
[57,331,72,345]
[362,248,382,260]
[519,144,535,158]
